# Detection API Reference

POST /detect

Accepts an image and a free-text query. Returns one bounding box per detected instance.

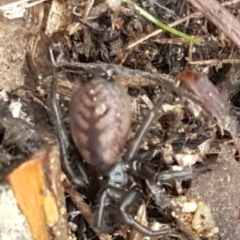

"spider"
[49,48,198,238]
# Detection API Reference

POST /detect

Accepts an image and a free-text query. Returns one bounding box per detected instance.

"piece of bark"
[0,141,68,240]
[186,0,240,48]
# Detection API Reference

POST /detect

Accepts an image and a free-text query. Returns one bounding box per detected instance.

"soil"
[0,4,27,92]
[189,146,240,240]
[1,0,240,240]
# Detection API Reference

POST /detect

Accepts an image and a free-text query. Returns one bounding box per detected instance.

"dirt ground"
[0,6,27,92]
[189,146,240,240]
[1,0,240,240]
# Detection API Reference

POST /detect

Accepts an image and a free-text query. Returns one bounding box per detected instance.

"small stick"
[186,0,240,48]
[188,58,240,66]
[48,48,176,86]
[63,177,111,240]
[178,70,240,154]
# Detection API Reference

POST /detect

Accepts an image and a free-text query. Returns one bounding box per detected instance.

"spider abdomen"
[69,79,131,165]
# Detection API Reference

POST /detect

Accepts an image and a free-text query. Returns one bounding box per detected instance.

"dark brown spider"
[49,48,199,238]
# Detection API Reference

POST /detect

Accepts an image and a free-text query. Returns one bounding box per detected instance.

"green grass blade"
[123,0,199,45]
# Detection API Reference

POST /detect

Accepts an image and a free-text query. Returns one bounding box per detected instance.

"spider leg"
[125,95,167,161]
[95,185,126,230]
[49,48,88,188]
[120,187,180,237]
[158,168,193,182]
[95,189,108,229]
[157,163,217,184]
[126,160,156,179]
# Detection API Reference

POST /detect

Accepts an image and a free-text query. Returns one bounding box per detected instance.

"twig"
[188,58,240,65]
[49,47,176,85]
[63,177,111,240]
[83,0,95,20]
[27,92,51,113]
[54,59,176,85]
[186,0,240,48]
[154,37,198,45]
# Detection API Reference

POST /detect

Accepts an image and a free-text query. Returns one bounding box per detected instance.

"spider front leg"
[120,187,180,237]
[50,50,89,188]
